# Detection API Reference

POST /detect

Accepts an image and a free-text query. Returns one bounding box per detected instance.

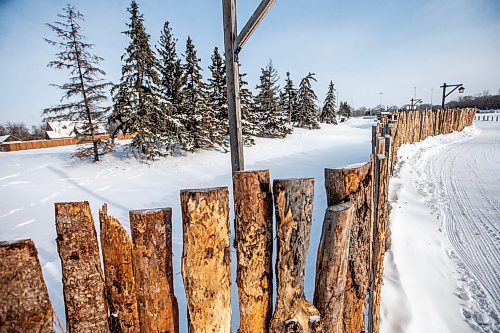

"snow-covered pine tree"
[208,47,229,136]
[110,0,180,160]
[239,68,259,145]
[320,81,337,124]
[295,73,320,129]
[339,101,352,119]
[181,37,227,151]
[156,21,184,108]
[282,72,298,124]
[44,4,113,162]
[254,61,292,138]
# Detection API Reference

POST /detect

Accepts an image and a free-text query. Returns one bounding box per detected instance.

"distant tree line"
[38,1,345,162]
[0,122,45,141]
[446,90,500,110]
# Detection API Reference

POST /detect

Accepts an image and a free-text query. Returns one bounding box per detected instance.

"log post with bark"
[180,187,232,333]
[313,202,354,333]
[270,178,322,333]
[129,208,178,333]
[55,201,110,333]
[324,163,372,333]
[233,170,273,333]
[99,204,139,333]
[0,239,55,333]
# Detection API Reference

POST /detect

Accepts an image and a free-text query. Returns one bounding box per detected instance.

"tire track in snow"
[430,124,500,329]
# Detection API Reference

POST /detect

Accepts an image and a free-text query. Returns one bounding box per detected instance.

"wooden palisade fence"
[0,108,475,333]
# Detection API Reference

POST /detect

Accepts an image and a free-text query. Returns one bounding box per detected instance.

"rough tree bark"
[313,202,354,333]
[233,170,273,333]
[130,208,178,333]
[0,239,55,333]
[180,187,231,333]
[99,204,139,333]
[270,178,322,333]
[55,201,110,333]
[324,163,372,333]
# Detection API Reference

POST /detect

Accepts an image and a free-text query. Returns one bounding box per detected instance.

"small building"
[0,135,21,151]
[45,121,106,139]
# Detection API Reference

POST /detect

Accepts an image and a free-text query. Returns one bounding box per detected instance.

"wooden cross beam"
[222,0,276,173]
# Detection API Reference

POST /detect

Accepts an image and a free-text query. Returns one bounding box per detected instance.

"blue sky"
[1,0,499,125]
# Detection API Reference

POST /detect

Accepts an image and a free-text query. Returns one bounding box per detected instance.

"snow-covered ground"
[0,118,374,332]
[382,117,500,332]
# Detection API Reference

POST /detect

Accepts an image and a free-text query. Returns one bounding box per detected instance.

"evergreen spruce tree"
[239,68,259,145]
[339,101,352,119]
[181,37,227,151]
[281,72,298,124]
[295,73,320,129]
[207,47,229,136]
[320,81,338,124]
[44,4,113,162]
[254,61,291,138]
[156,21,184,108]
[110,0,180,160]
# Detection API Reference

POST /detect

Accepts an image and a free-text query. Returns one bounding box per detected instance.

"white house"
[45,121,107,139]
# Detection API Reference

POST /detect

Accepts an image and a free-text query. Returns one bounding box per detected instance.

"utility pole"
[222,0,276,173]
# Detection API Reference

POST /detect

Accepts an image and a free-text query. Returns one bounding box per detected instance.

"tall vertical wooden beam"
[222,0,244,172]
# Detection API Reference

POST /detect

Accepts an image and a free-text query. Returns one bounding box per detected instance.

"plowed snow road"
[382,119,500,333]
[432,121,500,318]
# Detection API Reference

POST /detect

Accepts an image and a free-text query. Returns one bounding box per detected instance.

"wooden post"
[233,170,273,333]
[222,0,275,172]
[324,163,372,333]
[130,208,178,333]
[55,201,110,333]
[0,239,55,333]
[313,202,354,333]
[99,204,139,333]
[368,153,389,333]
[180,187,231,333]
[270,178,322,333]
[222,0,244,172]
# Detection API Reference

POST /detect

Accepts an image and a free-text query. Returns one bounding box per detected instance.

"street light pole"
[440,82,465,109]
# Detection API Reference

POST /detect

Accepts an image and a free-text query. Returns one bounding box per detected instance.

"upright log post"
[0,239,55,333]
[130,208,178,333]
[324,163,372,333]
[55,201,110,333]
[270,178,322,333]
[99,204,139,333]
[180,187,232,333]
[313,202,354,333]
[368,154,389,333]
[233,170,273,333]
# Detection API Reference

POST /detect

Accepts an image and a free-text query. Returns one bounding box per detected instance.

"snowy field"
[0,118,374,332]
[382,118,500,332]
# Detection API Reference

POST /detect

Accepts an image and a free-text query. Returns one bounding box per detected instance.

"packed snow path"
[383,119,500,333]
[432,120,500,319]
